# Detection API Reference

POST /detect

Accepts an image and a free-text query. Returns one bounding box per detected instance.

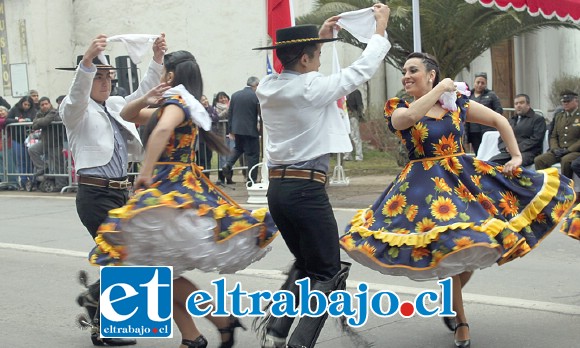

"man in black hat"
[534,90,580,179]
[253,4,391,348]
[59,33,166,346]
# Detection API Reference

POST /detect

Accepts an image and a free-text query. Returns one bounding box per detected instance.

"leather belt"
[269,168,327,184]
[78,176,132,190]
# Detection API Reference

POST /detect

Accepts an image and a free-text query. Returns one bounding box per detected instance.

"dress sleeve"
[384,97,409,133]
[161,96,191,121]
[456,94,470,122]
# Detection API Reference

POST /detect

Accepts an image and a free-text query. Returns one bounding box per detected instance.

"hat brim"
[253,37,340,50]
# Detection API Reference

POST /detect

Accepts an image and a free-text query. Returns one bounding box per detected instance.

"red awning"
[464,0,580,23]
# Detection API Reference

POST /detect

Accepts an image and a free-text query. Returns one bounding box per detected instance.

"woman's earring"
[429,79,433,83]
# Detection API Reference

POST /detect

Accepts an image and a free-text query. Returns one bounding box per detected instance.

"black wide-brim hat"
[55,55,127,71]
[253,24,340,50]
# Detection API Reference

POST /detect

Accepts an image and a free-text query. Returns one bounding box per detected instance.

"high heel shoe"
[454,323,471,348]
[443,316,456,332]
[218,316,247,348]
[182,335,208,348]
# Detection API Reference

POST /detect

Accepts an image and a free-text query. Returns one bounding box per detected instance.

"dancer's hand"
[153,33,166,64]
[81,34,107,68]
[134,173,153,190]
[503,155,522,174]
[143,82,171,107]
[439,78,456,92]
[319,16,340,39]
[373,3,391,30]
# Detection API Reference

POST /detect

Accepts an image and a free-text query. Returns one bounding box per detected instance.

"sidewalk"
[0,172,397,210]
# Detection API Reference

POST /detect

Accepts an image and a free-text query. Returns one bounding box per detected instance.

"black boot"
[217,171,225,185]
[286,262,351,348]
[222,164,235,184]
[254,263,306,348]
[76,272,137,346]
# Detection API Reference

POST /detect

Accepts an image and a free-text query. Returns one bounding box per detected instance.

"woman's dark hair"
[406,52,441,87]
[212,91,230,107]
[16,96,34,110]
[143,50,229,155]
[277,43,318,70]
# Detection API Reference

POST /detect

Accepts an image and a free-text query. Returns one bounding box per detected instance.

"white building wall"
[1,0,578,121]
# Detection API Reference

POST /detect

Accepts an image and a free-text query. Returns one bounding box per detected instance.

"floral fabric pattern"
[560,203,580,240]
[89,96,278,270]
[339,96,575,280]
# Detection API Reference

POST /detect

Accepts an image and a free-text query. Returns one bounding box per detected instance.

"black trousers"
[489,151,537,167]
[267,178,340,281]
[226,134,260,183]
[76,184,129,239]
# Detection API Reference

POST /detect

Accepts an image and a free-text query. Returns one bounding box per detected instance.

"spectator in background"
[465,72,503,154]
[213,91,232,184]
[109,70,129,97]
[0,106,17,183]
[28,89,40,113]
[7,96,35,187]
[56,95,66,107]
[535,90,580,179]
[0,95,11,110]
[344,88,364,161]
[490,94,546,167]
[222,77,261,186]
[7,96,35,121]
[197,94,220,179]
[28,97,67,189]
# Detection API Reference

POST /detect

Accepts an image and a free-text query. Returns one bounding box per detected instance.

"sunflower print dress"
[339,95,575,281]
[89,96,278,276]
[560,204,580,240]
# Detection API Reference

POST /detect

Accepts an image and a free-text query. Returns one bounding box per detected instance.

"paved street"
[1,194,579,347]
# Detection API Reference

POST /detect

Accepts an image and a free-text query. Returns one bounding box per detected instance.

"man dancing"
[59,33,166,346]
[253,4,391,347]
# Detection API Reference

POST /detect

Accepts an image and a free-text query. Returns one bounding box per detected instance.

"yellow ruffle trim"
[346,167,569,248]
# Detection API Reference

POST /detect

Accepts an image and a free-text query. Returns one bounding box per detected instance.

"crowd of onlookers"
[3,72,578,192]
[0,90,68,190]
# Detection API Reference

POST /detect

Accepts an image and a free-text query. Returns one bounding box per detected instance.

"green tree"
[297,0,579,78]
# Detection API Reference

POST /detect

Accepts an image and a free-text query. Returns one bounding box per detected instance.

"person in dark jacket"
[28,97,67,187]
[221,77,261,185]
[466,72,503,154]
[490,94,545,167]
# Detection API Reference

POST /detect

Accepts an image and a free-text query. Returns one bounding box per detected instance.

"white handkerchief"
[439,82,471,111]
[334,7,387,43]
[163,85,211,131]
[107,34,159,64]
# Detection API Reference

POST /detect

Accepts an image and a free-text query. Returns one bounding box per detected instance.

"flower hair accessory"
[439,82,471,111]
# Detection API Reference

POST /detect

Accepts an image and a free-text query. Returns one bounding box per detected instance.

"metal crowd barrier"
[1,121,74,193]
[1,119,257,193]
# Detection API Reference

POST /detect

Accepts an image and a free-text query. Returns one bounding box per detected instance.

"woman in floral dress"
[339,52,575,348]
[89,50,278,348]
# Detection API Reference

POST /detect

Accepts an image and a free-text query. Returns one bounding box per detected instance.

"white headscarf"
[163,85,211,131]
